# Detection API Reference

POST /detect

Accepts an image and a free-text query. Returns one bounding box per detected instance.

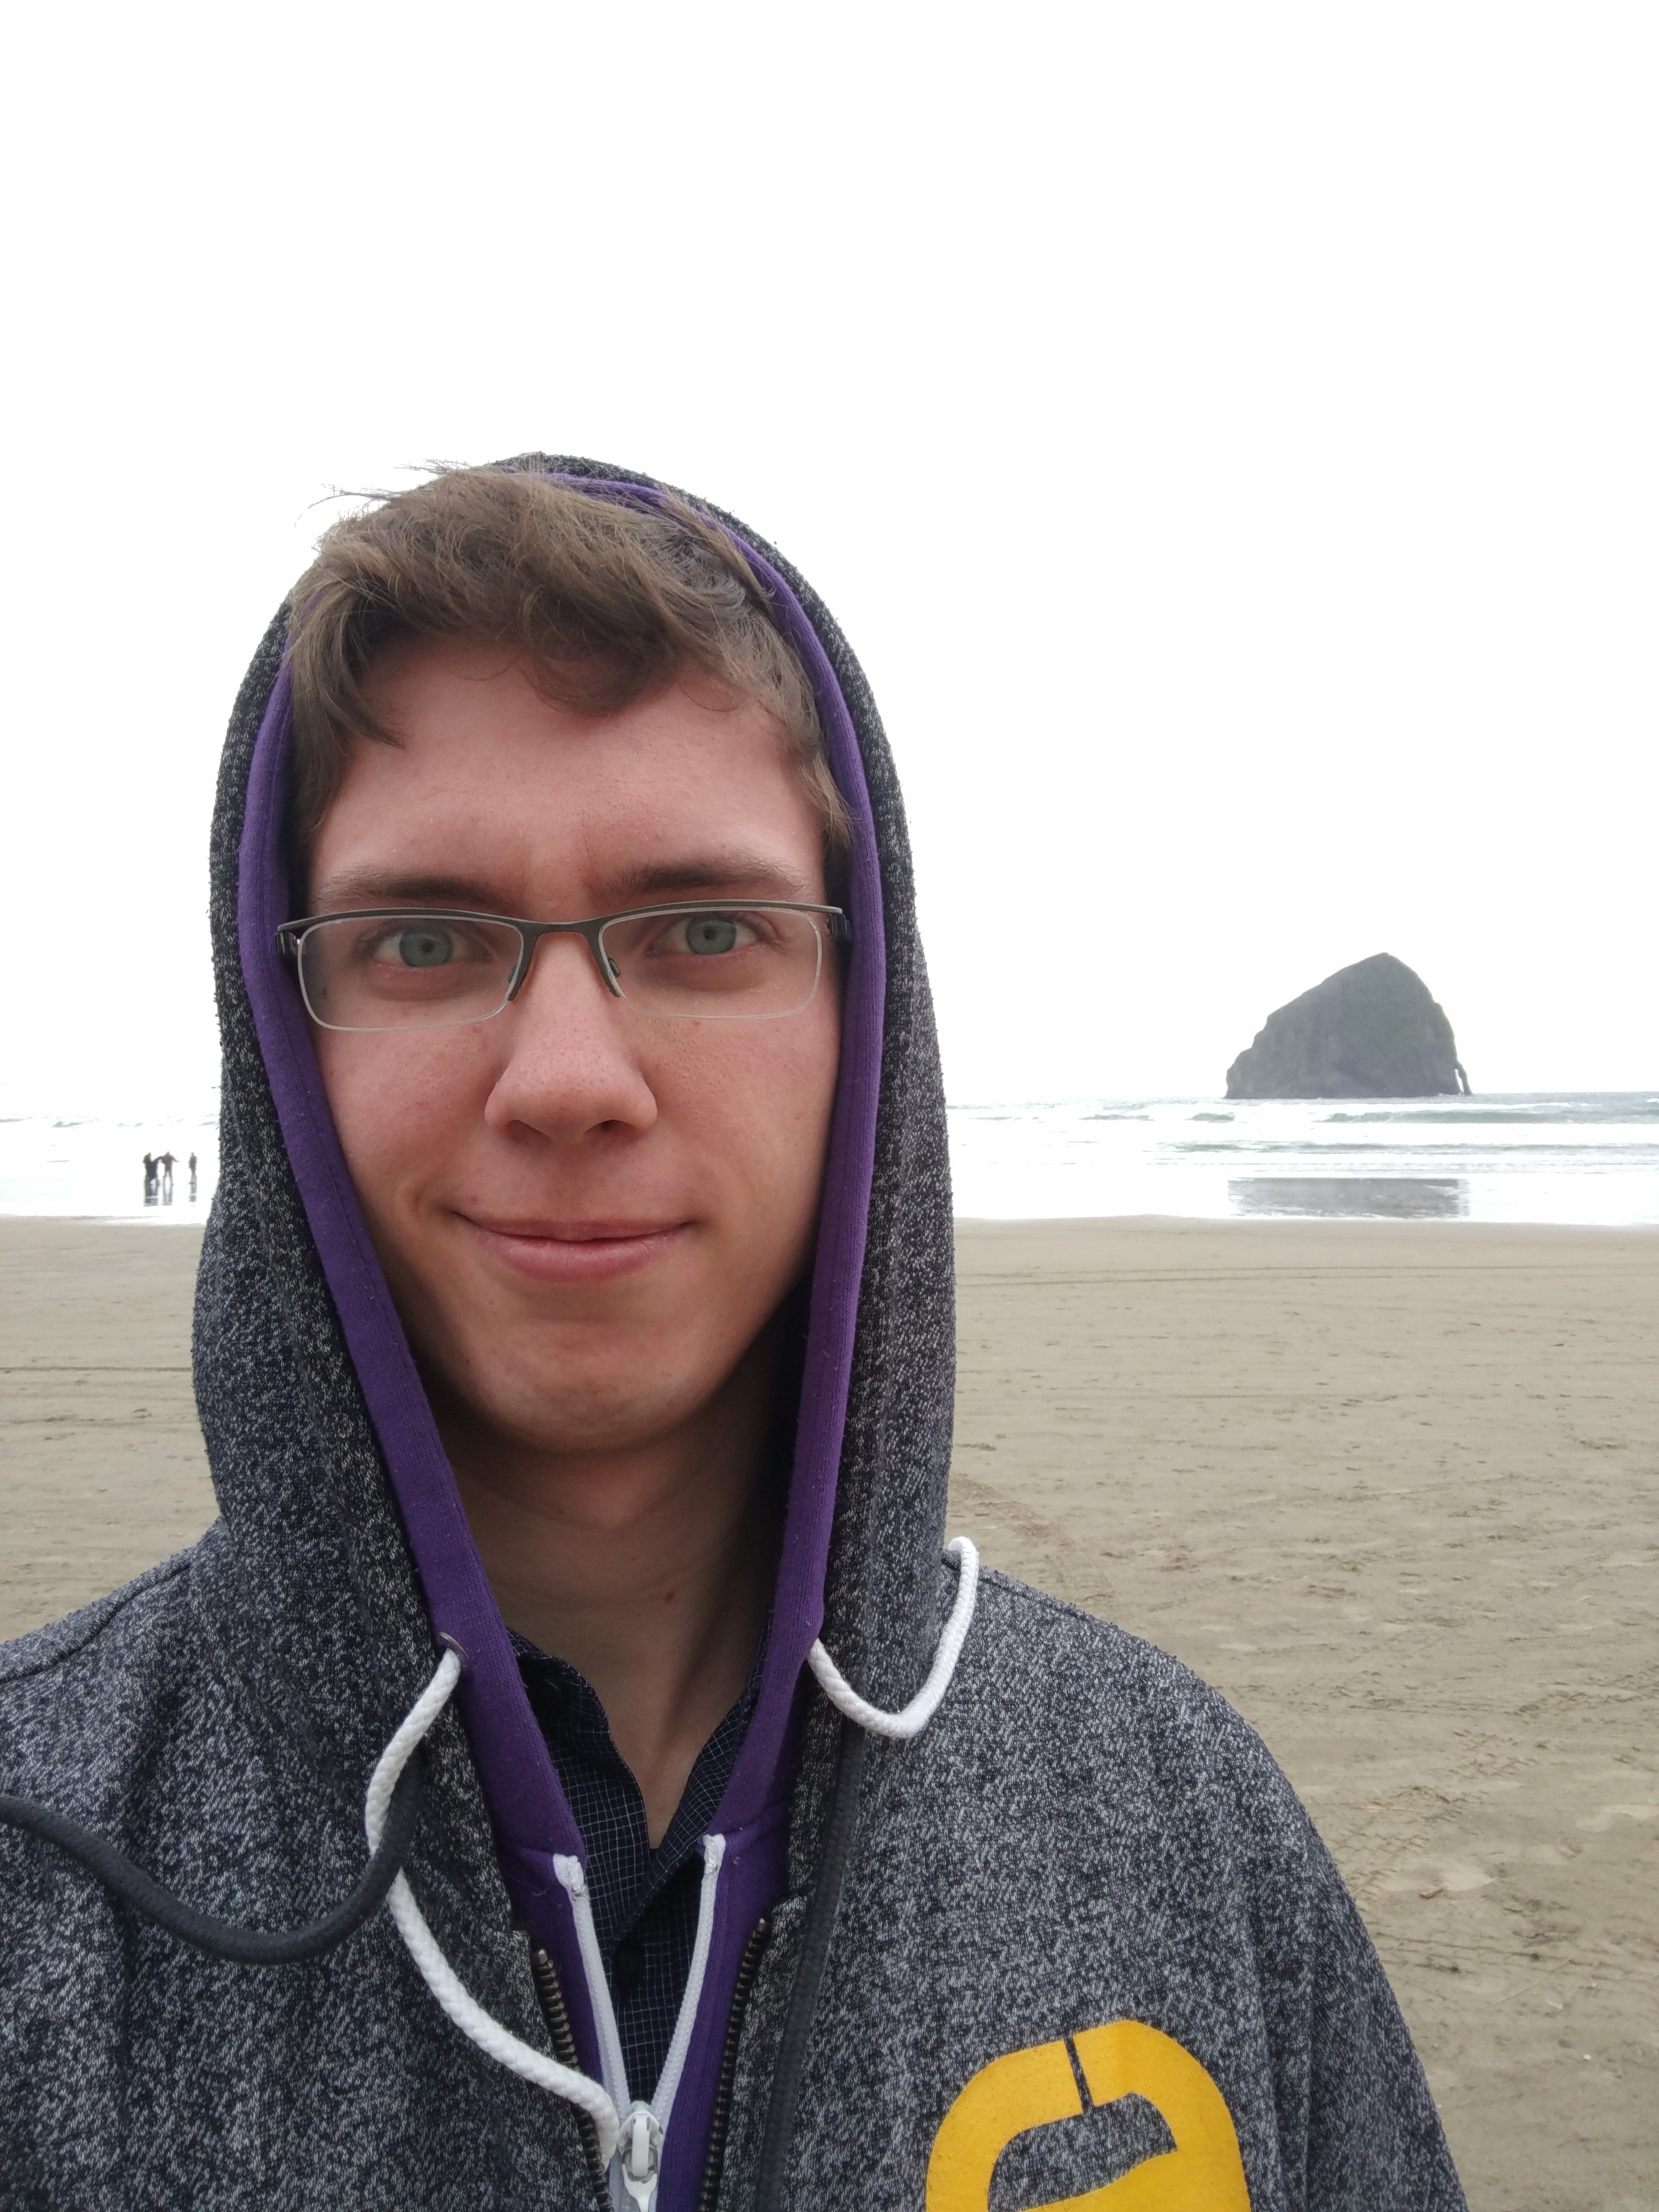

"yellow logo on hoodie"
[926,2019,1250,2211]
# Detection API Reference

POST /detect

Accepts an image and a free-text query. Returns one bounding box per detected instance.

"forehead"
[307,638,827,912]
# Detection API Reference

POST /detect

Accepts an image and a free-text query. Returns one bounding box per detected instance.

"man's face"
[308,638,842,1462]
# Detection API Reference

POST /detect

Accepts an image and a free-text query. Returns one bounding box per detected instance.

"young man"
[0,461,1465,2209]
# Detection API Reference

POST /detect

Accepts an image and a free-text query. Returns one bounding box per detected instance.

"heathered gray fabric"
[722,1572,1462,2208]
[0,456,1464,2211]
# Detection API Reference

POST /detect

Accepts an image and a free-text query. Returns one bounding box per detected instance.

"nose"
[481,930,658,1142]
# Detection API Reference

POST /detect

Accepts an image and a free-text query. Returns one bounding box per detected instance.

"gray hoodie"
[0,457,1465,2212]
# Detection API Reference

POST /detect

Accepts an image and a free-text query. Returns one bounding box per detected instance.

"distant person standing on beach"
[0,465,1465,2209]
[188,1150,198,1200]
[157,1149,176,1202]
[141,1150,157,1202]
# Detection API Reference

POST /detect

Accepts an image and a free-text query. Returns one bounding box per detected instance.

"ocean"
[949,1093,1659,1224]
[0,1113,221,1223]
[3,1094,1657,1226]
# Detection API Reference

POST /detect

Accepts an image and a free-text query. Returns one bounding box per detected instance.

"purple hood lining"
[234,480,885,2206]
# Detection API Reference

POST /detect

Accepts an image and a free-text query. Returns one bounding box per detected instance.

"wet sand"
[2,1213,1656,2207]
[1,1219,214,1635]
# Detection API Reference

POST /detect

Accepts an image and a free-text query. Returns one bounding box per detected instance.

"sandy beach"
[2,1213,1655,2207]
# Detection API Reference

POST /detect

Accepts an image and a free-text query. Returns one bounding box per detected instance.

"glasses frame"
[276,900,852,1031]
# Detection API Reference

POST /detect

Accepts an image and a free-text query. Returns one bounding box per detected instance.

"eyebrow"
[306,854,818,916]
[304,870,504,912]
[609,855,815,904]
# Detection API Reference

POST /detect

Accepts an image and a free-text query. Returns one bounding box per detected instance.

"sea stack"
[1225,954,1469,1100]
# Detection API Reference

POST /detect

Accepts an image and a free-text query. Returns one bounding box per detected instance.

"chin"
[468,1357,714,1458]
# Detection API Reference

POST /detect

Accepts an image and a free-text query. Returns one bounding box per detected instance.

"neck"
[438,1339,783,1847]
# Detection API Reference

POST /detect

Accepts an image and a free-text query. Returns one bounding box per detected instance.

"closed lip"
[459,1213,689,1282]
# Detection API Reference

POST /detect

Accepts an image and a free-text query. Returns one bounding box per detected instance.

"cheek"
[313,1033,492,1206]
[679,1000,842,1229]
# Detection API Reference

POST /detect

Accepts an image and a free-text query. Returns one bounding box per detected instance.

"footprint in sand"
[1575,1802,1659,1833]
[1438,1863,1494,1893]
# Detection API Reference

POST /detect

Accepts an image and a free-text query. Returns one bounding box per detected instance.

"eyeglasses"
[276,902,851,1033]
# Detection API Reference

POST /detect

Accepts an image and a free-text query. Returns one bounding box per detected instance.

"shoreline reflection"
[1229,1176,1468,1221]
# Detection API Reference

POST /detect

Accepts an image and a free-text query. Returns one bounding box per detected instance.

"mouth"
[458,1214,691,1285]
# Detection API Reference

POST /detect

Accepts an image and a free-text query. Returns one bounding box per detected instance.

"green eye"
[394,926,457,968]
[684,916,739,956]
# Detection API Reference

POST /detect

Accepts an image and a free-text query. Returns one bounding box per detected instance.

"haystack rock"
[1225,954,1470,1100]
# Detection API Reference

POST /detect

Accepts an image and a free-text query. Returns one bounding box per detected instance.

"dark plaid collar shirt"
[511,1631,761,2100]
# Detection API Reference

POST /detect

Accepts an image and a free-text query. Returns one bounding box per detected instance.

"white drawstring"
[364,1650,621,2163]
[646,1834,725,2135]
[551,1853,630,2118]
[806,1536,980,1740]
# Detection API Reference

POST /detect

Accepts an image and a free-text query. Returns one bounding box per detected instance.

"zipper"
[552,1839,730,2209]
[528,1938,612,2209]
[694,1916,772,2212]
[753,1722,867,2205]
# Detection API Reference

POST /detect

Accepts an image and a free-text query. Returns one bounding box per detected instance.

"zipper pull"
[617,2100,664,2209]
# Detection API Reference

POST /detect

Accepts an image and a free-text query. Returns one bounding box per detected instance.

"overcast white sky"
[2,2,1654,1113]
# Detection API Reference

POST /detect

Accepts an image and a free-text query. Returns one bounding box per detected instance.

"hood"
[196,455,956,2202]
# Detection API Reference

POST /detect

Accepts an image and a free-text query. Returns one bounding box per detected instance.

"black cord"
[0,1748,426,1965]
[754,1717,867,2205]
